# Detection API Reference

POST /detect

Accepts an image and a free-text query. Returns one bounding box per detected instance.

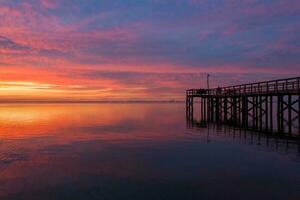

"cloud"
[0,35,30,50]
[0,0,299,100]
[40,0,59,9]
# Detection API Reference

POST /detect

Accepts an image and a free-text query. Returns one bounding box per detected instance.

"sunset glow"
[0,0,299,100]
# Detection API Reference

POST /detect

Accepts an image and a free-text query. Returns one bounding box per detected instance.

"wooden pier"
[186,77,300,137]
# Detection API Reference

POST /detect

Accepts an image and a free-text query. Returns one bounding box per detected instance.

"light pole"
[207,74,210,89]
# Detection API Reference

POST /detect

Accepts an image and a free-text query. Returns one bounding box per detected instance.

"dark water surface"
[0,103,300,200]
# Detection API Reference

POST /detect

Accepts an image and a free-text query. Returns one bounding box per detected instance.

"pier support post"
[252,96,255,129]
[207,98,211,121]
[255,96,259,130]
[186,96,194,121]
[242,96,248,128]
[288,94,292,135]
[270,95,273,133]
[281,95,284,134]
[204,98,207,121]
[224,97,228,123]
[190,97,194,120]
[299,95,300,135]
[233,97,237,125]
[216,97,220,122]
[265,95,269,132]
[200,97,203,120]
[259,95,263,132]
[277,95,284,134]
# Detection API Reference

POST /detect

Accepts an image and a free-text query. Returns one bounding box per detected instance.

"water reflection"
[187,120,300,158]
[0,103,300,200]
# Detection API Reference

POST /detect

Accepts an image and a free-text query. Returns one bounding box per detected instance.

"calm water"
[0,103,300,200]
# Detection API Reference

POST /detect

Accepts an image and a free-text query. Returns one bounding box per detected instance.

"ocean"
[0,103,299,200]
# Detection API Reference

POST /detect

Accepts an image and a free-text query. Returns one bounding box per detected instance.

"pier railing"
[187,76,300,96]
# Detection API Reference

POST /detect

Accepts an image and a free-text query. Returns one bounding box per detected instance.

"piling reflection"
[187,119,300,158]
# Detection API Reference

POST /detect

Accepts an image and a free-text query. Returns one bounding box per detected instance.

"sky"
[0,0,299,101]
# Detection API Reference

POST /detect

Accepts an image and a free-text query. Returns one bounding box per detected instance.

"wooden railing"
[187,76,300,96]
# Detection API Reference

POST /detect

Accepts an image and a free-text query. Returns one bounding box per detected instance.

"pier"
[186,77,300,137]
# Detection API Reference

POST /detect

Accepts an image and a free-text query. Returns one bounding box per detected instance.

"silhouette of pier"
[186,77,300,137]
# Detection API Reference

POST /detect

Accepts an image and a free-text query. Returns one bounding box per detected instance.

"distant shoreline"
[0,100,185,104]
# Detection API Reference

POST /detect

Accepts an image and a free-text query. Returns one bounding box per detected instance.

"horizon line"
[0,100,185,104]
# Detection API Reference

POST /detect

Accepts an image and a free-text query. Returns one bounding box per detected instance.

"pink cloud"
[41,0,59,9]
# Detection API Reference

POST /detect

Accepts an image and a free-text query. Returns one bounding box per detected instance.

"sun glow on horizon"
[0,81,165,101]
[0,81,86,100]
